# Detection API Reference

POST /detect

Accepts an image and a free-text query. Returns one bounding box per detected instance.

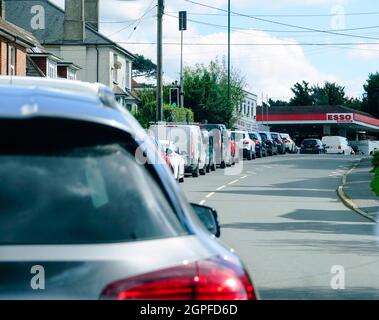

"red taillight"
[285,139,290,144]
[243,140,249,145]
[100,256,257,300]
[254,140,260,145]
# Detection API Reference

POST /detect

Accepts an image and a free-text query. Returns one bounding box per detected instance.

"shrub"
[163,105,194,123]
[372,150,379,169]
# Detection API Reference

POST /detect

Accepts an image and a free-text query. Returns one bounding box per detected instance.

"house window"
[9,46,16,75]
[47,59,57,78]
[68,68,76,80]
[113,53,118,84]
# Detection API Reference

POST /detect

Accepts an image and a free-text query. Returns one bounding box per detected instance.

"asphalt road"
[181,154,379,300]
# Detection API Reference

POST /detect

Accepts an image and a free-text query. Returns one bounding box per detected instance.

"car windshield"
[303,140,318,146]
[0,144,186,244]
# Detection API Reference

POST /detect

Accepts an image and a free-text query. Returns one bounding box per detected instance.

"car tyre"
[192,165,200,177]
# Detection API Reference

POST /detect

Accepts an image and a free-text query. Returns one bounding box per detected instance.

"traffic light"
[170,87,179,107]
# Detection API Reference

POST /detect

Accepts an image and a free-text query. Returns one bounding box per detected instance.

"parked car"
[199,124,230,168]
[300,139,326,154]
[231,130,256,160]
[159,140,185,183]
[249,132,266,158]
[150,124,206,177]
[227,130,236,165]
[259,131,278,156]
[321,136,354,155]
[270,132,286,155]
[200,129,215,172]
[0,79,258,300]
[280,133,297,153]
[228,130,241,164]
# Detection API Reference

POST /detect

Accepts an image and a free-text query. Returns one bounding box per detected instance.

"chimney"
[0,0,5,19]
[64,0,85,42]
[84,0,99,32]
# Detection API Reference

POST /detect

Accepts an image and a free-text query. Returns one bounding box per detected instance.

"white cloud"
[349,42,379,60]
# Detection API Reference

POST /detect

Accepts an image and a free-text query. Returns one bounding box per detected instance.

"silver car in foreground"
[0,80,258,300]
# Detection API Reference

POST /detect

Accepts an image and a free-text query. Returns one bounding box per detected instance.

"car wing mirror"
[190,203,221,238]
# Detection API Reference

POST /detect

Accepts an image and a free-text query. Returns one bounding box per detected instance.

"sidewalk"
[342,158,379,222]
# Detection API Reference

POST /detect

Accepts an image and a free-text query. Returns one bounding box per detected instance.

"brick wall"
[0,36,27,75]
[16,46,26,76]
[0,39,7,75]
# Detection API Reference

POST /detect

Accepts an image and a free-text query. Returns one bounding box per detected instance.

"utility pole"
[266,95,269,128]
[261,92,264,130]
[227,0,231,113]
[157,0,164,122]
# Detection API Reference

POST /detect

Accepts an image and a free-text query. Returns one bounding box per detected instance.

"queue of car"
[148,123,298,183]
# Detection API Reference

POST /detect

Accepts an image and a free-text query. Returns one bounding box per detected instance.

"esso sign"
[326,113,353,123]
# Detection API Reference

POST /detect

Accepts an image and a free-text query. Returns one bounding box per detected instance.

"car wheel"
[220,160,226,168]
[206,164,210,173]
[247,150,252,160]
[211,163,216,171]
[179,176,184,183]
[200,164,206,175]
[192,165,200,177]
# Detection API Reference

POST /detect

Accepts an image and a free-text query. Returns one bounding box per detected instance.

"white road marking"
[240,175,248,179]
[228,179,239,185]
[199,200,206,205]
[206,192,215,198]
[216,185,226,191]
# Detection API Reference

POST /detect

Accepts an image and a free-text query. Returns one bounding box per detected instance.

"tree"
[133,89,157,128]
[363,72,379,118]
[266,99,289,107]
[312,82,347,106]
[183,59,246,127]
[345,97,363,111]
[132,54,157,79]
[289,81,314,106]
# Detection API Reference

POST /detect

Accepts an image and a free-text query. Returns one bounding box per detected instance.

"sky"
[51,0,379,103]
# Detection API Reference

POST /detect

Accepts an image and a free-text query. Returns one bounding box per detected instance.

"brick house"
[0,16,35,76]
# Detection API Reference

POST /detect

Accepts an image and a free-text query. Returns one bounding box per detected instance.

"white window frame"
[9,46,16,75]
[112,53,118,84]
[47,59,57,78]
[68,68,76,80]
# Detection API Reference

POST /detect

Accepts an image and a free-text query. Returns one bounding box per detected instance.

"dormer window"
[47,59,57,78]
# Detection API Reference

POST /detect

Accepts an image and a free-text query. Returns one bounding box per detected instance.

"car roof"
[0,76,117,108]
[0,86,138,135]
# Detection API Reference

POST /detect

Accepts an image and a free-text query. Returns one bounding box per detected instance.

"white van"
[149,124,206,177]
[321,136,353,155]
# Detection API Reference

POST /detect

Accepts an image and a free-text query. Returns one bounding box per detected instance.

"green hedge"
[371,167,379,197]
[163,104,194,123]
[372,150,379,169]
